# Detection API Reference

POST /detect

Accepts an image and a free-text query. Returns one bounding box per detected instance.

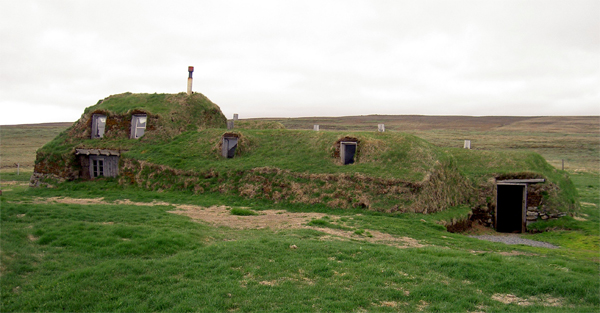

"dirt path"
[468,235,559,249]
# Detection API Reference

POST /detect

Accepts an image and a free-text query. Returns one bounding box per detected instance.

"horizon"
[2,113,598,128]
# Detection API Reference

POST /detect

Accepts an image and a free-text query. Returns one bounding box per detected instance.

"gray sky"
[1,0,598,125]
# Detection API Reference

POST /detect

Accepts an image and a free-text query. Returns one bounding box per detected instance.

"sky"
[1,0,598,125]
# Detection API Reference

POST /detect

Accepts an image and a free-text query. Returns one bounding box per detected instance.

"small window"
[130,114,147,139]
[92,159,104,177]
[91,114,106,139]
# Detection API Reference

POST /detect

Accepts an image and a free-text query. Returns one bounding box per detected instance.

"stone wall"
[526,206,567,226]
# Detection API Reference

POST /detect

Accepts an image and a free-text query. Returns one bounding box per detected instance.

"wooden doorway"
[340,142,357,165]
[495,183,527,233]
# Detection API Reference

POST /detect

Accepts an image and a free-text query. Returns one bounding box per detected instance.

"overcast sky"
[1,0,598,125]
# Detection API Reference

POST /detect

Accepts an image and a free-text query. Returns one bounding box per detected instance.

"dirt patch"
[375,301,406,308]
[573,216,588,221]
[27,234,38,241]
[0,181,30,186]
[28,197,171,206]
[258,280,278,286]
[491,293,564,307]
[417,300,429,311]
[169,205,328,230]
[492,294,531,306]
[20,197,426,249]
[170,205,425,248]
[310,227,425,248]
[114,199,171,206]
[39,197,108,205]
[462,221,496,235]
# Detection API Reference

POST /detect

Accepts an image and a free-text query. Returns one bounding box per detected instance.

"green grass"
[3,115,597,311]
[1,180,598,312]
[255,116,600,173]
[34,93,227,170]
[84,92,219,118]
[524,171,599,261]
[115,128,578,213]
[307,216,351,230]
[230,208,259,216]
[1,170,33,182]
[125,129,439,181]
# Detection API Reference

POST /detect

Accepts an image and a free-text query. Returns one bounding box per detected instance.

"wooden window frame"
[91,158,105,178]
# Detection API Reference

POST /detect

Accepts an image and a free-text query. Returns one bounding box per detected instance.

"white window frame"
[91,114,107,139]
[130,114,147,139]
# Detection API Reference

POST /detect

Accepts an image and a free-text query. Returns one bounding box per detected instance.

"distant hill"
[4,115,597,133]
[246,115,599,133]
[1,122,73,128]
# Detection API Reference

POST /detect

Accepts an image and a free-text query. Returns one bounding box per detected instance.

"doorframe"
[495,182,527,233]
[340,141,357,165]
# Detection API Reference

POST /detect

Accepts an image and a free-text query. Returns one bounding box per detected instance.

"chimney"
[187,66,194,95]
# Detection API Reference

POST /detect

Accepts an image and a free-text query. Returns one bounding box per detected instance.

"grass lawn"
[1,178,598,312]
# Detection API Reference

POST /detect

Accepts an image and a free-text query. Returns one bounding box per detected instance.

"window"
[91,114,106,139]
[92,159,104,177]
[130,114,147,139]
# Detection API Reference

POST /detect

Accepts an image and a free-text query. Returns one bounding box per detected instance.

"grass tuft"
[230,208,259,216]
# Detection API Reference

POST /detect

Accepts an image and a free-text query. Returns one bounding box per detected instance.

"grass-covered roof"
[32,92,578,213]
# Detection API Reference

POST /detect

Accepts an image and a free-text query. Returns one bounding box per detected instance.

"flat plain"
[1,116,598,312]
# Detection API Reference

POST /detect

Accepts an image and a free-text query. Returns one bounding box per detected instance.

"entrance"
[222,137,238,158]
[340,142,357,165]
[496,183,526,233]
